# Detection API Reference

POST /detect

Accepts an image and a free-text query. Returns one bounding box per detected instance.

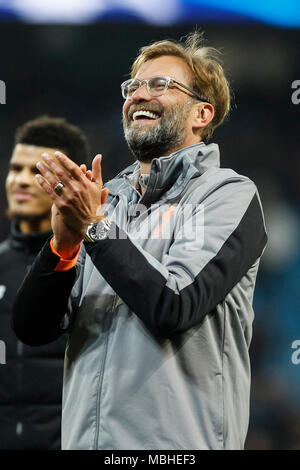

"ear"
[192,102,215,132]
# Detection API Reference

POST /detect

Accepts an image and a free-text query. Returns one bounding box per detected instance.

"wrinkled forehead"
[134,55,192,84]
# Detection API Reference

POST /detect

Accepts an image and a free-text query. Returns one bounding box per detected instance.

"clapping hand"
[36,151,109,257]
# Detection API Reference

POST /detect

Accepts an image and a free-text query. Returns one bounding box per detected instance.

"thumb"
[92,154,103,185]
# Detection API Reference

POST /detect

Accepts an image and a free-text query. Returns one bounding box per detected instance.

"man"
[0,115,89,449]
[12,33,267,450]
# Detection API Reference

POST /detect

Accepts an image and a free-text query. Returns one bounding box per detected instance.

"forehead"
[10,144,58,165]
[135,55,191,83]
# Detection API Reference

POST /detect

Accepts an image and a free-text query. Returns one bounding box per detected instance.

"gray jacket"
[12,141,267,450]
[61,141,267,450]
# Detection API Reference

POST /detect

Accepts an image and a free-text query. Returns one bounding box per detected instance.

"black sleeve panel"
[11,239,77,346]
[84,194,267,338]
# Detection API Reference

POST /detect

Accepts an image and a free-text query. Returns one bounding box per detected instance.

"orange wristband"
[49,237,81,272]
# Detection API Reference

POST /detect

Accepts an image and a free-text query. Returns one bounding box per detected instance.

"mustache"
[126,101,164,121]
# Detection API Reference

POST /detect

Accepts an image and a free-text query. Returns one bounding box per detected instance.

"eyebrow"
[9,162,21,169]
[9,162,39,171]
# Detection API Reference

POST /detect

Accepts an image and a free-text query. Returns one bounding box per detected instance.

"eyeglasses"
[121,75,211,103]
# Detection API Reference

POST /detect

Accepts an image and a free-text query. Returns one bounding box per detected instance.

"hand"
[36,151,110,244]
[51,205,83,258]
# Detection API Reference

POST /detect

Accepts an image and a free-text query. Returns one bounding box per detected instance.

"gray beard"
[123,100,193,163]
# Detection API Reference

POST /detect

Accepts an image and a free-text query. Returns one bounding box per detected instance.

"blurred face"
[6,144,55,220]
[122,55,197,162]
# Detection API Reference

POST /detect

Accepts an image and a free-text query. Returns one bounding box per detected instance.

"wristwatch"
[84,218,112,242]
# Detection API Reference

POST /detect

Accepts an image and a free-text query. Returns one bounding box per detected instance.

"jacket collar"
[10,220,52,254]
[106,142,220,205]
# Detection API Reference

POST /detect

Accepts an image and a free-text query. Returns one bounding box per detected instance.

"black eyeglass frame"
[121,75,211,104]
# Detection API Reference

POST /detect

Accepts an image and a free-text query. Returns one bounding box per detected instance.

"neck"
[20,217,52,234]
[139,161,151,175]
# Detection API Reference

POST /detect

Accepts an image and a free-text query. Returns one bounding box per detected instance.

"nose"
[15,168,33,188]
[130,83,152,103]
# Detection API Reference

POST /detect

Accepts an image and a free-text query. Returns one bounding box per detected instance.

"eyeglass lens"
[124,77,168,99]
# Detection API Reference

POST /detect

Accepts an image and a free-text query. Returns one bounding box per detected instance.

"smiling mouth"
[13,192,34,202]
[132,110,161,121]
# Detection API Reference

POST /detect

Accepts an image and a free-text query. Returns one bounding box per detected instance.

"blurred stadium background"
[0,0,299,450]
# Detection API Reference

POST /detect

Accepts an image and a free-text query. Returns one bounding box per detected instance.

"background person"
[0,115,89,450]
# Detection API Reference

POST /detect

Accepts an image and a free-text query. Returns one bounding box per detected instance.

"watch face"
[89,224,98,238]
[86,220,111,241]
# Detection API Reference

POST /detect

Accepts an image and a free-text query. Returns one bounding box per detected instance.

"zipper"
[93,293,120,449]
[16,340,23,439]
[123,174,142,198]
[93,325,110,450]
[111,294,119,312]
[139,159,161,206]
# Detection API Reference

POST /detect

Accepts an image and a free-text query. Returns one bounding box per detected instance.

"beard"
[123,99,194,163]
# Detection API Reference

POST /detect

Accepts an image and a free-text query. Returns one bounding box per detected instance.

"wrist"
[52,236,81,259]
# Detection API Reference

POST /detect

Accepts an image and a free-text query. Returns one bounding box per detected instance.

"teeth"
[132,110,160,121]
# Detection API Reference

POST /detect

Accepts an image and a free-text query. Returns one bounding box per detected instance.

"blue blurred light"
[184,0,300,27]
[0,0,299,27]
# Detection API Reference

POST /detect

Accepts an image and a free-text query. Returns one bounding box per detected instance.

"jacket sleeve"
[11,239,77,346]
[84,178,267,337]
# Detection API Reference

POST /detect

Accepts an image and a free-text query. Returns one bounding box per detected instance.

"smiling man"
[122,55,214,165]
[13,33,267,450]
[6,144,58,233]
[0,115,89,449]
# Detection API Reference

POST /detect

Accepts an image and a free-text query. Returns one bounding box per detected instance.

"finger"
[35,174,58,200]
[36,161,62,188]
[55,151,85,182]
[80,164,87,174]
[40,153,72,188]
[91,154,103,185]
[86,170,93,181]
